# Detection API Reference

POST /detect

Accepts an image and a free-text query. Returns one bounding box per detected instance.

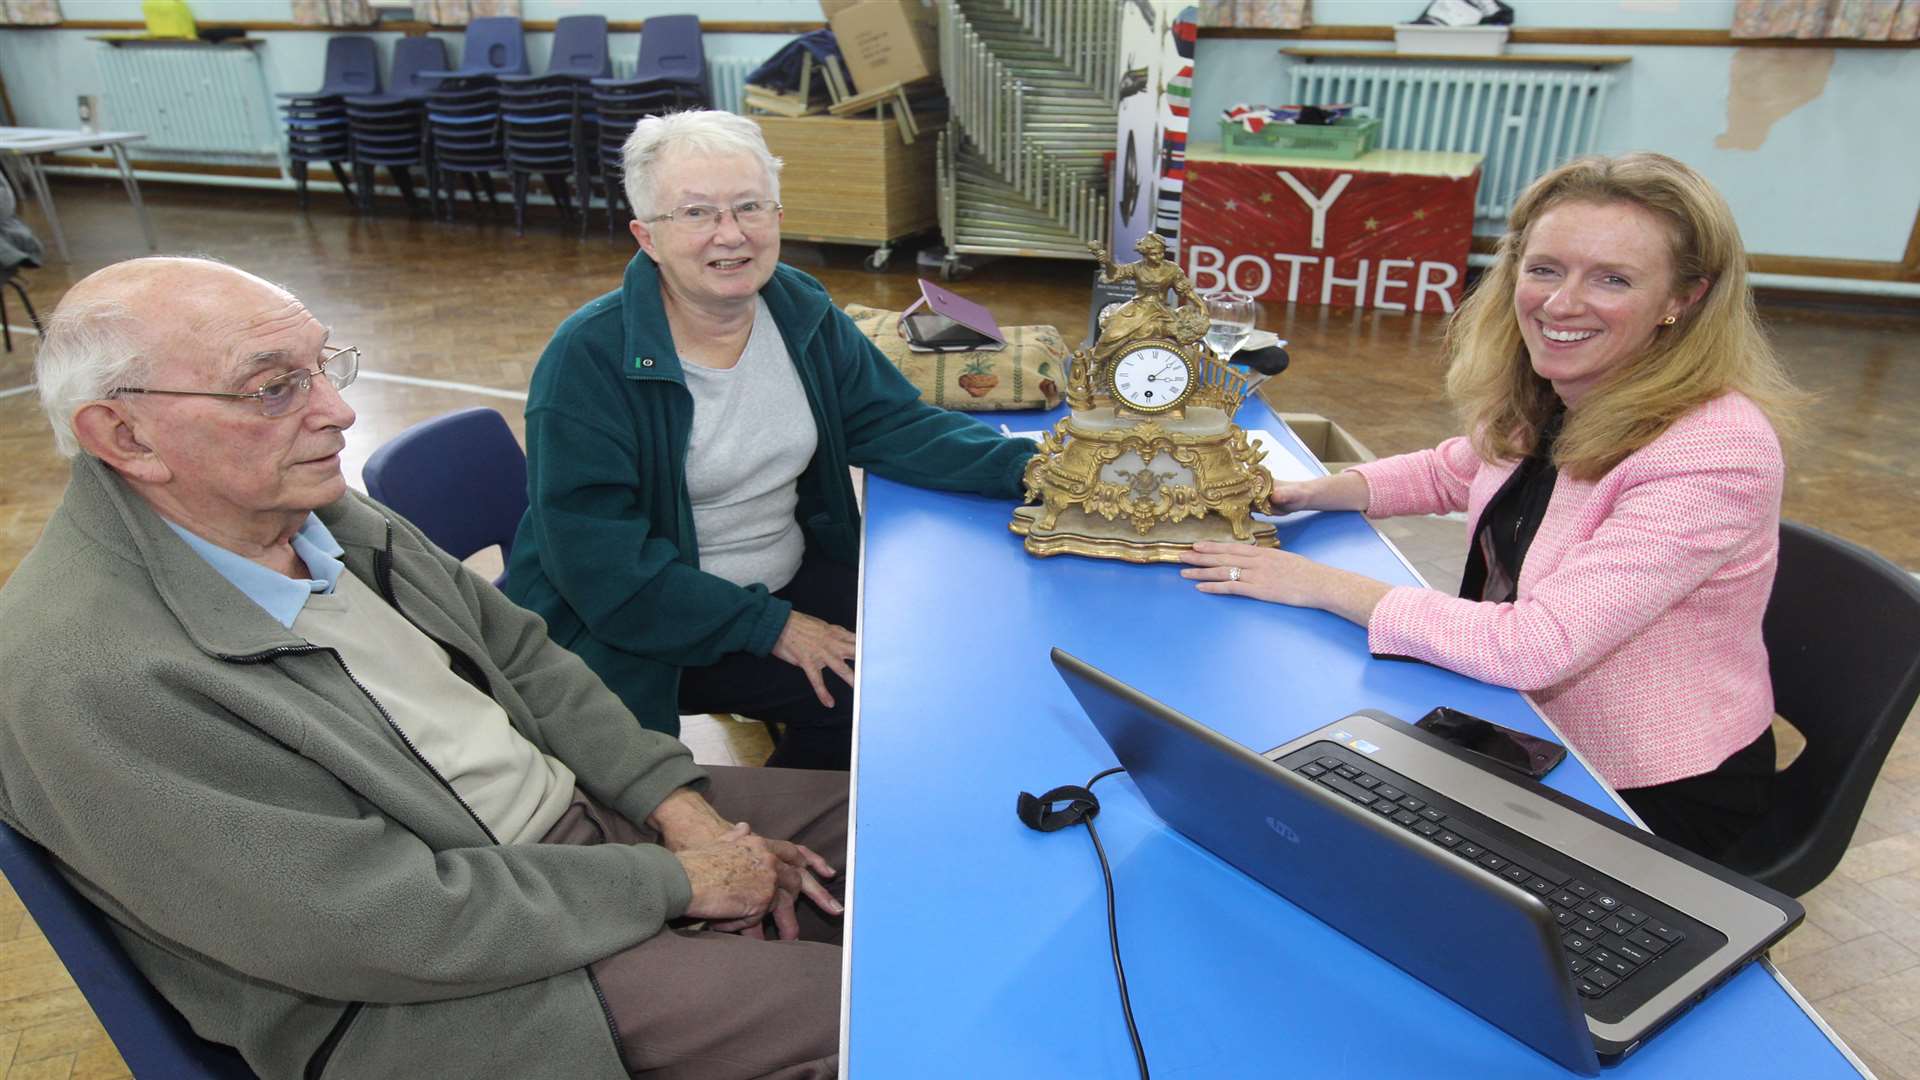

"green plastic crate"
[1218,116,1381,160]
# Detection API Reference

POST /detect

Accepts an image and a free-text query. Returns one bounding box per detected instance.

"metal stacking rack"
[935,0,1124,279]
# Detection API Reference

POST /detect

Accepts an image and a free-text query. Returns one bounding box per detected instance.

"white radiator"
[610,55,757,115]
[708,56,756,115]
[96,44,280,160]
[1287,63,1614,225]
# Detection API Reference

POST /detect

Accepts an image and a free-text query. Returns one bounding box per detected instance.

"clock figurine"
[1011,235,1278,562]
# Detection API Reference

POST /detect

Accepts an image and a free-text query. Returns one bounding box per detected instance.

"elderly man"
[0,257,847,1080]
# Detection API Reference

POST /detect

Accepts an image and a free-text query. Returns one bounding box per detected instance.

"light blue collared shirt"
[165,514,347,629]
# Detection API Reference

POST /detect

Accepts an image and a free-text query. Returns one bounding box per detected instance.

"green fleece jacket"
[0,456,711,1080]
[504,252,1037,732]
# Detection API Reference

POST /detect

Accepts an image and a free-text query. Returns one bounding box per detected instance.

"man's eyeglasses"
[646,200,782,234]
[111,345,360,418]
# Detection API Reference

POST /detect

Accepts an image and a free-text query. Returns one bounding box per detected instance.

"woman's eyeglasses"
[646,200,782,234]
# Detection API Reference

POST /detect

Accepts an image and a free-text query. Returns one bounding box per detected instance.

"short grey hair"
[35,299,151,459]
[621,109,783,220]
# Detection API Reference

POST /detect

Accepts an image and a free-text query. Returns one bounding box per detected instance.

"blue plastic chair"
[342,38,449,216]
[0,820,257,1078]
[499,14,610,87]
[591,13,707,101]
[279,36,379,210]
[362,407,528,589]
[493,17,610,234]
[276,34,379,101]
[417,16,530,83]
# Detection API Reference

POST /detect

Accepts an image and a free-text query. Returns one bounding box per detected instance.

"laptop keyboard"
[1280,742,1719,1016]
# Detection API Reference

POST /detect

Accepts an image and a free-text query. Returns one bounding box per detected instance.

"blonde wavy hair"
[1444,152,1803,480]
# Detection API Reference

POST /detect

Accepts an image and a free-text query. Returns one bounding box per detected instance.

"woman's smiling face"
[1513,200,1699,407]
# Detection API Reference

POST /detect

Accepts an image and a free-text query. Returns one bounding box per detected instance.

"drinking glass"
[1204,291,1256,361]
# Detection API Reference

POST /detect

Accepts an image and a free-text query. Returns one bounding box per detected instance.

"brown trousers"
[541,766,849,1080]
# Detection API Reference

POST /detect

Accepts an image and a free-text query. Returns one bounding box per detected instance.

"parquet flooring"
[0,179,1915,1078]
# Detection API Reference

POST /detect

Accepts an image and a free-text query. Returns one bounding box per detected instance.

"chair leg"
[544,172,574,225]
[291,159,310,211]
[392,166,422,217]
[353,162,374,214]
[11,278,38,334]
[511,172,529,237]
[478,172,500,213]
[1,283,11,353]
[576,159,593,240]
[326,160,355,210]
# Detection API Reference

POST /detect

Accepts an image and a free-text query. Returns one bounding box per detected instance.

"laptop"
[1052,648,1804,1075]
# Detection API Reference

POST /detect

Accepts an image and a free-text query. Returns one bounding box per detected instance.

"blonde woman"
[1180,153,1803,859]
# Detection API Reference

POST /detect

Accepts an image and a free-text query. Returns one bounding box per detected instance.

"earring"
[1661,315,1677,326]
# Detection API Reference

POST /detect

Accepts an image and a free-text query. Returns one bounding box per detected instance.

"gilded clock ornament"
[1107,340,1194,414]
[1011,235,1278,563]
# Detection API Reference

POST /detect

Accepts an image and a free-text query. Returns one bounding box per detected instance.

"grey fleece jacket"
[0,456,711,1079]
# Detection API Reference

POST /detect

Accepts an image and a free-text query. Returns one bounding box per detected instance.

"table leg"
[107,144,159,251]
[18,154,70,263]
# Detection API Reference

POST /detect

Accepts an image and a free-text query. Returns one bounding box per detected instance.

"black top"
[1460,406,1565,604]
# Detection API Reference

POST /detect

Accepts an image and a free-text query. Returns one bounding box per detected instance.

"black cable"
[1083,766,1149,1080]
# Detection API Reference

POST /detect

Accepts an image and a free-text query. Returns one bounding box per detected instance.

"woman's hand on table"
[1270,469,1371,514]
[772,610,857,708]
[1180,541,1391,628]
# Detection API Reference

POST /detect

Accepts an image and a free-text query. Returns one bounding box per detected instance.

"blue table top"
[845,399,1855,1078]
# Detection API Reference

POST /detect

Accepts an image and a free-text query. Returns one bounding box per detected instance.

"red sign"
[1181,155,1481,312]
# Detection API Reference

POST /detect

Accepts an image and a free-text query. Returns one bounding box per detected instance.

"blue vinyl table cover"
[843,398,1856,1078]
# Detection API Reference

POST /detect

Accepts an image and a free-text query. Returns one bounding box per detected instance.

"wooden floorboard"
[0,179,1915,1077]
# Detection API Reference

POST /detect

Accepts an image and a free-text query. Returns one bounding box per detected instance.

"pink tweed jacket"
[1349,392,1783,790]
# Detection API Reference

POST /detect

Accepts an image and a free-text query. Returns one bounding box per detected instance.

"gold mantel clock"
[1010,234,1277,562]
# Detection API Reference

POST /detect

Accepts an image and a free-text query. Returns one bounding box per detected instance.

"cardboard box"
[755,115,942,244]
[1279,413,1376,472]
[828,0,938,94]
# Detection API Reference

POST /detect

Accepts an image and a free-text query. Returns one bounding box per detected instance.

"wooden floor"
[0,180,1916,1078]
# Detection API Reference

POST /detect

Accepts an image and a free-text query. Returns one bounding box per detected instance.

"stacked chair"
[586,13,710,238]
[418,16,530,221]
[495,14,611,235]
[277,36,379,210]
[342,37,449,216]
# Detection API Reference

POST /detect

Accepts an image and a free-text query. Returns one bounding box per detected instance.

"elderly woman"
[1180,153,1802,859]
[505,111,1034,770]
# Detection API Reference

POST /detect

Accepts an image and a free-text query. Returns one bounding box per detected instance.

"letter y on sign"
[1275,171,1353,251]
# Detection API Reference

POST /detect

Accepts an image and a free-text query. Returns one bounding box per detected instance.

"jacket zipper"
[228,519,638,1060]
[585,967,629,1065]
[376,519,625,1060]
[220,639,499,846]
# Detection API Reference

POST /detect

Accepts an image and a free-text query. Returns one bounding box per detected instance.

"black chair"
[362,407,528,589]
[278,35,379,210]
[0,820,257,1078]
[0,264,41,352]
[344,36,449,216]
[1717,521,1920,896]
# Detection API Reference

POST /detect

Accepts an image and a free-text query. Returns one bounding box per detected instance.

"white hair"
[35,299,151,459]
[620,109,783,219]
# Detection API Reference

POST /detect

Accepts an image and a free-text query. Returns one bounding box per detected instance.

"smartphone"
[1414,707,1567,779]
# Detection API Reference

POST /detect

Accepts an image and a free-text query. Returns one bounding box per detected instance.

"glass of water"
[1204,290,1256,361]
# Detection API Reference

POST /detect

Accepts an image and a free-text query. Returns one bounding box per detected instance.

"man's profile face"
[128,276,356,532]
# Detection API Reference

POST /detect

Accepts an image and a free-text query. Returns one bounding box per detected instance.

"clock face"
[1109,343,1193,413]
